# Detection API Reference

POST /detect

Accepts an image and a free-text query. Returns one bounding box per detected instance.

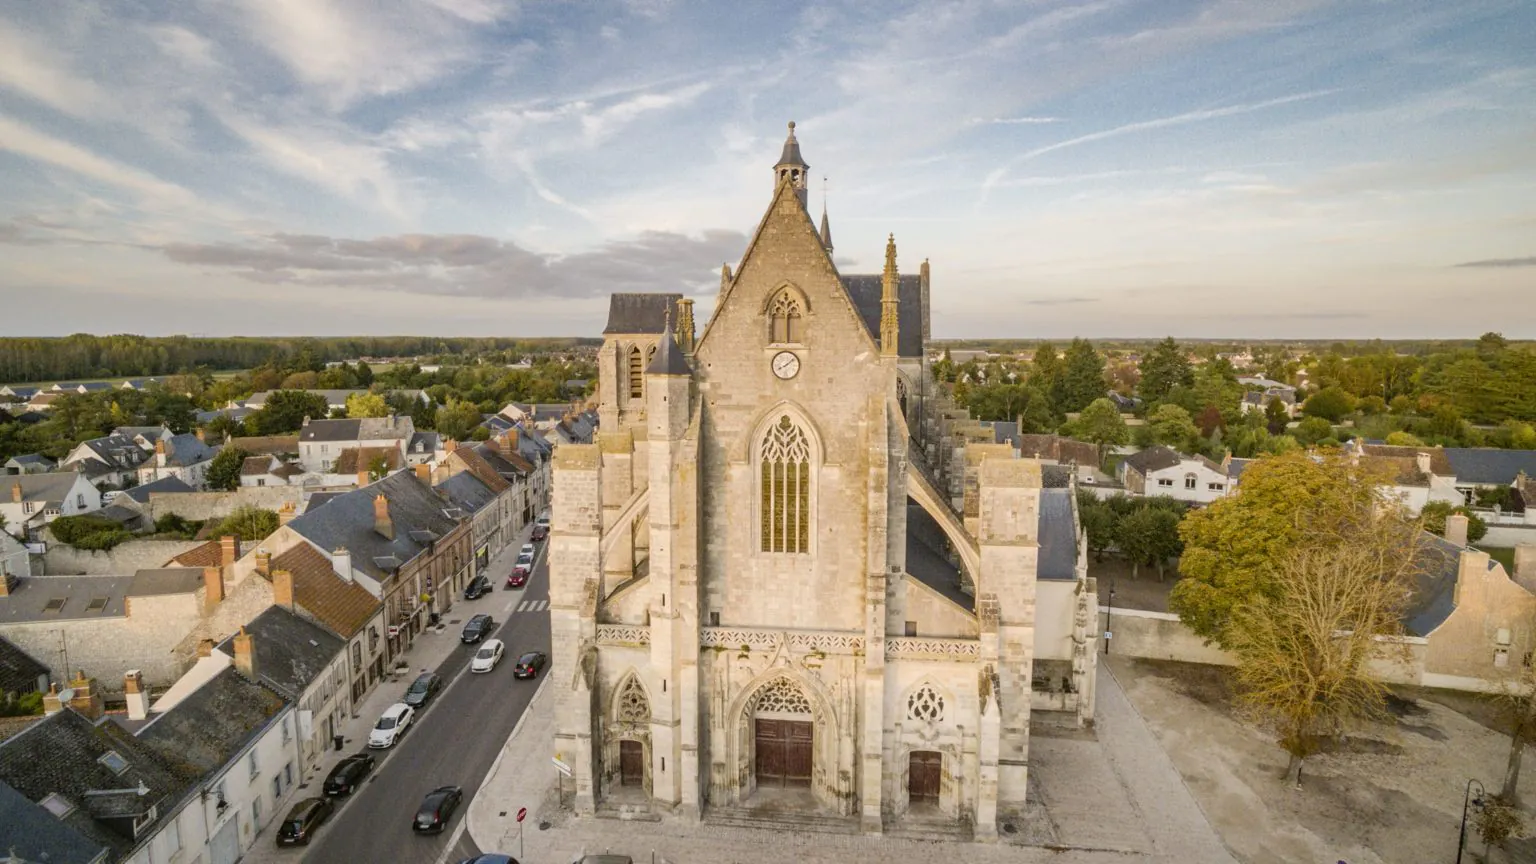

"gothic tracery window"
[754,677,812,716]
[769,291,803,343]
[760,415,811,554]
[627,345,644,399]
[907,684,945,722]
[617,676,650,723]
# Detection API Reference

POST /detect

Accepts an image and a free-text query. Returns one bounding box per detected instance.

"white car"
[519,543,535,559]
[536,512,550,528]
[471,639,505,673]
[368,703,414,749]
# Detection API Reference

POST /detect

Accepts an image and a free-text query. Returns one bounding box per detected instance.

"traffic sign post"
[516,807,526,859]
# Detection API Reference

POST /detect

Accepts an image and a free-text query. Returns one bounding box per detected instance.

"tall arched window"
[760,414,811,553]
[627,345,644,399]
[769,291,803,344]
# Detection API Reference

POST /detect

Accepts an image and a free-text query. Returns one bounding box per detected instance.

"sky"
[0,0,1532,340]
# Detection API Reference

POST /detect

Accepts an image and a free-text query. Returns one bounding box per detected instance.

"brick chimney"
[124,670,150,721]
[444,439,458,454]
[220,535,238,570]
[1514,544,1536,583]
[10,483,20,503]
[1445,513,1469,548]
[373,495,393,539]
[0,572,14,597]
[195,428,206,442]
[67,670,103,720]
[278,501,297,527]
[196,638,215,658]
[154,439,167,468]
[334,547,353,582]
[43,682,64,716]
[414,463,431,482]
[203,566,225,612]
[273,569,295,610]
[254,548,272,577]
[1415,451,1432,476]
[357,469,370,487]
[233,627,257,681]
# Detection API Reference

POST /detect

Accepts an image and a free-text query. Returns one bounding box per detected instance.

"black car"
[513,651,548,679]
[464,575,492,600]
[322,753,376,796]
[456,856,517,864]
[530,524,548,541]
[461,614,495,643]
[275,797,334,846]
[413,785,464,834]
[402,672,443,709]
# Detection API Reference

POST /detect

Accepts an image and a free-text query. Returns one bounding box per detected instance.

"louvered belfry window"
[628,345,644,399]
[760,415,811,553]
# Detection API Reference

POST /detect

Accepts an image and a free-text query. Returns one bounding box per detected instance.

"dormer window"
[768,290,803,344]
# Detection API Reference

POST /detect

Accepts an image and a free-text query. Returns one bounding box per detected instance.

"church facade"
[549,123,1098,839]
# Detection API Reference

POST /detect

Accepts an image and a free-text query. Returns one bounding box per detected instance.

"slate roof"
[604,293,683,334]
[1037,489,1078,580]
[991,421,1019,448]
[1226,458,1255,480]
[157,435,216,469]
[287,471,461,582]
[1012,434,1101,467]
[137,666,286,778]
[112,426,169,442]
[126,569,203,597]
[1121,446,1185,475]
[1357,443,1454,476]
[1041,464,1072,488]
[121,475,193,504]
[904,501,972,612]
[303,492,344,514]
[0,575,129,623]
[6,453,54,468]
[299,416,412,443]
[646,328,690,376]
[215,606,343,700]
[1443,448,1536,486]
[0,708,189,859]
[408,430,440,455]
[0,636,49,695]
[840,274,924,358]
[1,387,40,399]
[0,778,108,864]
[266,543,379,638]
[1405,535,1464,637]
[6,472,85,504]
[72,433,150,472]
[299,418,361,442]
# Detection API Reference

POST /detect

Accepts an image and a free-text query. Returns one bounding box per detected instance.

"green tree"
[1195,405,1225,438]
[1357,395,1387,415]
[1293,417,1334,446]
[249,390,331,435]
[1029,342,1060,398]
[345,392,390,418]
[1147,404,1199,451]
[1078,499,1118,563]
[1302,387,1357,422]
[1116,506,1184,581]
[1168,451,1389,647]
[1419,500,1488,544]
[211,507,279,542]
[435,400,483,442]
[1137,337,1194,403]
[1384,431,1426,446]
[1054,339,1107,413]
[204,446,248,492]
[1264,398,1291,435]
[1067,398,1128,447]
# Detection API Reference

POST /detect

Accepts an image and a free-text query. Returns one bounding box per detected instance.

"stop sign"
[516,807,527,823]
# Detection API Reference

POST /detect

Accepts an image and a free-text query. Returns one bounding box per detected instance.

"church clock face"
[771,351,801,380]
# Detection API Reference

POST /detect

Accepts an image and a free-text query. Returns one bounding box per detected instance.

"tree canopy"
[205,446,248,492]
[1054,339,1107,414]
[248,390,331,435]
[1137,337,1194,403]
[1147,404,1199,451]
[1067,398,1129,447]
[345,392,390,418]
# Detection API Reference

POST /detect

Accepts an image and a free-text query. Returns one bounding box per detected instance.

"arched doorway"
[908,750,941,806]
[751,678,814,789]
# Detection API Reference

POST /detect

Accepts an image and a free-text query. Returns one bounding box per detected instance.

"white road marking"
[517,600,529,612]
[502,601,514,614]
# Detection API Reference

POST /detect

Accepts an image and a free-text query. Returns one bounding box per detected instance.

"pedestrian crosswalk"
[516,599,549,613]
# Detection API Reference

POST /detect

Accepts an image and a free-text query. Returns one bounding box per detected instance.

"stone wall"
[42,538,204,575]
[145,486,306,522]
[1,591,205,691]
[1097,608,1236,666]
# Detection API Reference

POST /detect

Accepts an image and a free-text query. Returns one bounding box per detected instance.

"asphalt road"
[303,539,552,864]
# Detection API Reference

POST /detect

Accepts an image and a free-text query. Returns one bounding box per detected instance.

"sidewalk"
[242,520,542,864]
[466,662,1237,864]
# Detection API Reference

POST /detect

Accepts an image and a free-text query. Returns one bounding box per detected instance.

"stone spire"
[720,263,733,293]
[773,121,809,207]
[676,297,696,354]
[647,310,690,376]
[819,201,833,254]
[880,233,900,358]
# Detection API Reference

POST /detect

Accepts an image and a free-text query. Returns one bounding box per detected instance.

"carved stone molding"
[885,637,981,660]
[595,624,651,646]
[700,627,864,655]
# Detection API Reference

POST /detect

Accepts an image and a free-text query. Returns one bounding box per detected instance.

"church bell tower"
[774,121,810,208]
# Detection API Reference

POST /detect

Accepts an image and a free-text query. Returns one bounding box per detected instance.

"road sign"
[516,807,527,823]
[552,756,572,777]
[1104,632,1113,639]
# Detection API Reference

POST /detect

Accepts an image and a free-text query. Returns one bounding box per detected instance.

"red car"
[506,566,528,589]
[531,524,549,541]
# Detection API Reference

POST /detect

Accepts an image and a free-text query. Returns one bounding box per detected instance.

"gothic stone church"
[550,123,1098,839]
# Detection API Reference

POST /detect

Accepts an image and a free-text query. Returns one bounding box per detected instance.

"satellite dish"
[57,688,76,702]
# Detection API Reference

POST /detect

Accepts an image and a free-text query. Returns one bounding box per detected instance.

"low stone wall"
[1099,608,1235,666]
[145,486,306,522]
[1483,524,1536,548]
[42,538,204,575]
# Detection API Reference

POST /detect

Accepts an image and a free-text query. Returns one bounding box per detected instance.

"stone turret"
[773,121,809,208]
[880,234,900,358]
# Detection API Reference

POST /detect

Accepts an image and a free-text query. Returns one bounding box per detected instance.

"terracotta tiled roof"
[168,540,222,568]
[268,543,379,638]
[240,456,274,476]
[332,446,402,476]
[446,448,510,493]
[1360,444,1453,476]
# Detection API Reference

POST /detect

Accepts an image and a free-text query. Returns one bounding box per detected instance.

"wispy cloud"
[0,114,195,207]
[970,116,1063,125]
[1455,256,1536,268]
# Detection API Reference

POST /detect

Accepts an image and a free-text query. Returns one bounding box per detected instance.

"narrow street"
[300,534,552,864]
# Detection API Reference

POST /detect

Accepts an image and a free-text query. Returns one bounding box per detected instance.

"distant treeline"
[934,338,1526,357]
[0,335,600,384]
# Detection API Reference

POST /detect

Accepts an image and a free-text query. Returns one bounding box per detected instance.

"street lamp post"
[1456,777,1486,864]
[1105,578,1116,655]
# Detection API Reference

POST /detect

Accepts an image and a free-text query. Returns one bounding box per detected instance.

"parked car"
[579,856,634,864]
[530,524,548,541]
[275,797,334,846]
[536,511,550,528]
[413,785,464,834]
[368,703,414,749]
[506,566,528,589]
[402,672,443,709]
[513,651,547,680]
[464,575,492,599]
[519,543,535,559]
[471,639,505,673]
[322,753,375,796]
[456,856,517,864]
[461,614,495,643]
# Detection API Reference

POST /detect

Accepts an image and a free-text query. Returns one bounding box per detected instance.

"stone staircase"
[883,815,975,843]
[703,805,860,836]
